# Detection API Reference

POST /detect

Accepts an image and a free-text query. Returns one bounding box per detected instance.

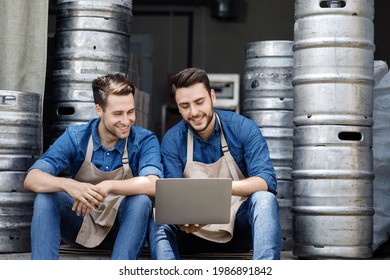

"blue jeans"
[148,191,281,260]
[30,192,152,260]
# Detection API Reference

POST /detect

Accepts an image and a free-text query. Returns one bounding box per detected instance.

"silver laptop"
[154,178,232,225]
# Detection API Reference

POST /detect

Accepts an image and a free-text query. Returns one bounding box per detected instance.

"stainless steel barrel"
[292,125,374,258]
[293,0,375,126]
[292,0,375,259]
[243,40,294,165]
[0,91,42,167]
[242,40,294,250]
[48,0,133,145]
[52,0,133,103]
[0,90,41,253]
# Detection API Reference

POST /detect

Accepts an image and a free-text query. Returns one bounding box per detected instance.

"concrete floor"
[0,250,293,260]
[1,250,389,260]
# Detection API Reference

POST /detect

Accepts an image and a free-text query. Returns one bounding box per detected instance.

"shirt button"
[105,166,109,170]
[107,152,110,156]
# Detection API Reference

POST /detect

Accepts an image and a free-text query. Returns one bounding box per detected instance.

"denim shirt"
[29,118,164,179]
[161,109,277,193]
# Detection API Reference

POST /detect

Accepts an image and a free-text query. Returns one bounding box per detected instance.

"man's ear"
[95,104,103,117]
[210,89,217,105]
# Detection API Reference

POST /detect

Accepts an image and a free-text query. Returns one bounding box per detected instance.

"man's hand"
[65,181,107,209]
[179,224,206,233]
[23,169,107,216]
[72,200,94,217]
[64,180,107,216]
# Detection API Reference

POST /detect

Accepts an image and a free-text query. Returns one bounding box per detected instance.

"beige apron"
[184,114,247,243]
[74,136,133,248]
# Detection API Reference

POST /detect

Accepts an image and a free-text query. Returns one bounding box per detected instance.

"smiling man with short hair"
[24,73,163,260]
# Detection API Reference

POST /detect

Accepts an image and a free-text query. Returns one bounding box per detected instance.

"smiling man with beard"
[148,67,281,260]
[24,73,163,260]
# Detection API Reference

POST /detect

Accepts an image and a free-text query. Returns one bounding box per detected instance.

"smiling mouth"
[117,126,130,132]
[190,115,204,123]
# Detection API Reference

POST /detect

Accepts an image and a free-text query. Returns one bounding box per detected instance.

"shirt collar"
[91,118,127,154]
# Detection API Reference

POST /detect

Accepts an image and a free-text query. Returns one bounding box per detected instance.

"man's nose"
[189,104,199,115]
[121,114,131,124]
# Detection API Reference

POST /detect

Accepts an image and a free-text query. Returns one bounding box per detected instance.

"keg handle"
[338,131,362,141]
[57,106,76,116]
[320,1,346,8]
[0,95,16,106]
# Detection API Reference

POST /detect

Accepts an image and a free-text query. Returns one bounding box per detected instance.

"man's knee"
[249,191,279,211]
[34,192,60,209]
[123,194,152,211]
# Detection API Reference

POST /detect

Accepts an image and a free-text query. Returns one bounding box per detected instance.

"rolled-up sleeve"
[241,119,277,193]
[136,130,164,178]
[28,129,76,176]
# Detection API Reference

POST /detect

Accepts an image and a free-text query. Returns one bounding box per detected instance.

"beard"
[186,111,214,133]
[101,118,131,141]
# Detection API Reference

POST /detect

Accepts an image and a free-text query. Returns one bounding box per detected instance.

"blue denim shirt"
[161,109,277,193]
[30,118,164,179]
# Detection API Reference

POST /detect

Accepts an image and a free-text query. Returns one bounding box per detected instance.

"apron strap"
[85,136,94,162]
[122,138,130,175]
[216,113,243,181]
[187,129,194,162]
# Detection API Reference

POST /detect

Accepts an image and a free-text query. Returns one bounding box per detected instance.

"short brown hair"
[92,73,135,109]
[171,68,211,95]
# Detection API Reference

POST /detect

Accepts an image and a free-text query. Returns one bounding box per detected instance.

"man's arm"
[24,169,106,209]
[101,128,163,197]
[232,117,277,196]
[94,174,160,197]
[161,130,185,178]
[70,174,160,216]
[232,176,269,197]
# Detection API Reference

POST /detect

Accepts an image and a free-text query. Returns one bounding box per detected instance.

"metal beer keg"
[292,125,374,258]
[48,0,133,144]
[243,40,294,250]
[293,0,375,126]
[243,40,294,166]
[0,90,41,253]
[0,91,42,170]
[52,0,132,103]
[292,0,375,259]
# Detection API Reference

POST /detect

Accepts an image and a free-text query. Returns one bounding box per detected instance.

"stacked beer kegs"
[292,0,375,258]
[48,0,133,143]
[242,40,294,250]
[0,90,42,252]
